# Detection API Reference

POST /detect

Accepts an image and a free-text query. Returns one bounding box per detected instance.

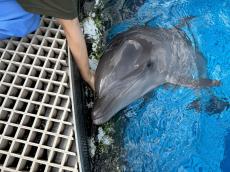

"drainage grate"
[0,16,80,172]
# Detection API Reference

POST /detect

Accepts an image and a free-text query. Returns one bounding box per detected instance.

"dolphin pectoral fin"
[197,78,220,88]
[168,76,220,88]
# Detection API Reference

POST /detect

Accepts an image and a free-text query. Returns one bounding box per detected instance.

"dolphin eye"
[146,61,153,68]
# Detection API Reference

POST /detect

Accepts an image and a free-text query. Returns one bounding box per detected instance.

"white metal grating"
[0,16,79,172]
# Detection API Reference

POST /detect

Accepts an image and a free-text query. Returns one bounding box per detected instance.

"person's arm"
[58,18,95,90]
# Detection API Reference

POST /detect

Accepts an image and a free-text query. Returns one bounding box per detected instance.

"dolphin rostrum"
[92,23,220,125]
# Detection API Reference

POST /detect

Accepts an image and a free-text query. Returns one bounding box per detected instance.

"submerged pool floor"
[96,0,230,171]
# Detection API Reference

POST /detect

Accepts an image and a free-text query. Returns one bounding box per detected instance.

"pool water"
[95,0,230,171]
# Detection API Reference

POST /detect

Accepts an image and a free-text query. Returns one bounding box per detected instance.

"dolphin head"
[92,27,168,125]
[92,20,220,125]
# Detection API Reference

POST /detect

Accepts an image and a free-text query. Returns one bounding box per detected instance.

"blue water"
[100,0,230,171]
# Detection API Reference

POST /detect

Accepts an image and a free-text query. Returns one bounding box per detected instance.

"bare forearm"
[58,18,95,90]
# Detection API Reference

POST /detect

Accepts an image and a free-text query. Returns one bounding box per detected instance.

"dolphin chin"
[92,20,219,125]
[92,82,142,125]
[92,97,112,125]
[92,112,108,125]
[92,96,123,125]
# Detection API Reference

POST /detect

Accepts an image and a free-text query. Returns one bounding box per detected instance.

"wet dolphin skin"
[92,26,219,125]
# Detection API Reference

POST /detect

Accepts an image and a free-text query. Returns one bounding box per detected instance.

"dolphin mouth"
[92,76,143,125]
[91,110,113,125]
[91,95,115,125]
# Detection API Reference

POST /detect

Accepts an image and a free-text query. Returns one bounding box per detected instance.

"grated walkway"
[0,16,81,172]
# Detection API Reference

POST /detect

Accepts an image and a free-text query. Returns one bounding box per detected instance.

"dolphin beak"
[91,96,112,125]
[92,73,146,125]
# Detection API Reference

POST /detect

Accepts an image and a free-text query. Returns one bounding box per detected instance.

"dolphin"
[92,23,220,125]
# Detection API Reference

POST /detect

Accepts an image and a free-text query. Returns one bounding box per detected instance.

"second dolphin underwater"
[92,19,220,125]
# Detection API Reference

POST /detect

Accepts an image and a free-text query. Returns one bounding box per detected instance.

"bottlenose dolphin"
[92,23,219,125]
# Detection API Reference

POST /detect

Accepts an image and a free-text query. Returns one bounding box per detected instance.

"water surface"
[95,0,230,171]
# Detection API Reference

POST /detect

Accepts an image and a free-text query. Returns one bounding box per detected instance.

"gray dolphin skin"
[92,24,220,125]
